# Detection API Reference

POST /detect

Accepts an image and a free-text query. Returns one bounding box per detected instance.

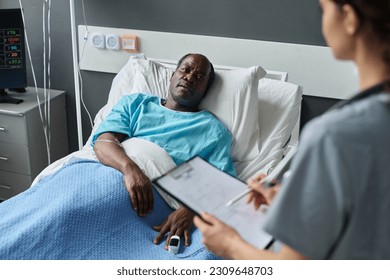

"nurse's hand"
[194,212,242,259]
[124,166,154,217]
[247,173,281,209]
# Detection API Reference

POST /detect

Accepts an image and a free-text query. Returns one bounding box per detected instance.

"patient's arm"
[152,206,195,249]
[93,132,153,217]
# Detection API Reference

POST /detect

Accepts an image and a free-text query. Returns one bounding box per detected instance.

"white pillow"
[235,78,302,181]
[89,58,266,163]
[121,137,176,180]
[257,78,302,153]
[200,67,266,161]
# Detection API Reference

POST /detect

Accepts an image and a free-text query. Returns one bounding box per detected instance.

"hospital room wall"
[1,0,324,153]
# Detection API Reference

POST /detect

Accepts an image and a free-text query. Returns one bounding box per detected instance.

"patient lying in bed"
[0,54,234,260]
[92,53,234,247]
[0,51,301,259]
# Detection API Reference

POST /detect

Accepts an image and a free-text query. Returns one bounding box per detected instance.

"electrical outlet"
[106,34,121,50]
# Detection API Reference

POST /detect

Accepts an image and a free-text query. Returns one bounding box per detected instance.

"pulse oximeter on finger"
[168,235,180,254]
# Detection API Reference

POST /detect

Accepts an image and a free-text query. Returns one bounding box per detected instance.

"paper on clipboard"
[153,156,273,249]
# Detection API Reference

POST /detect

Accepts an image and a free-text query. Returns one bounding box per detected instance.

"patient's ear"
[342,4,360,35]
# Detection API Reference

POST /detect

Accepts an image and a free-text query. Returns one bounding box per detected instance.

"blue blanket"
[0,160,219,260]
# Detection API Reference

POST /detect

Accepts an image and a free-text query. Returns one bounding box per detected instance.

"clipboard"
[152,156,274,249]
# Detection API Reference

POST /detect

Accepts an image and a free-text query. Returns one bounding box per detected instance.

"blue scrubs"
[92,93,236,176]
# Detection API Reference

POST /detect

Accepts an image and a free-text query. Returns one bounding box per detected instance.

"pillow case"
[235,78,302,181]
[121,137,176,180]
[200,66,266,161]
[89,58,266,162]
[257,78,301,154]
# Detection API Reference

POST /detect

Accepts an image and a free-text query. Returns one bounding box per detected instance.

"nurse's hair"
[331,0,390,65]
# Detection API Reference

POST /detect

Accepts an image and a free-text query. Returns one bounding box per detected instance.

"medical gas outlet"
[91,32,138,53]
[106,34,121,50]
[91,33,105,49]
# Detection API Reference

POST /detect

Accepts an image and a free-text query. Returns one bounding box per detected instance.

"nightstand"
[0,87,69,200]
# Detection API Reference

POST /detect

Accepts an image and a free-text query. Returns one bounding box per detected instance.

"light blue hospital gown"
[92,93,236,176]
[264,92,390,259]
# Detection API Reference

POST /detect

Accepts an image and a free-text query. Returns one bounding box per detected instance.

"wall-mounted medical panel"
[78,25,358,100]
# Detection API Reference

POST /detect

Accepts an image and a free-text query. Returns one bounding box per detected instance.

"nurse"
[194,0,390,259]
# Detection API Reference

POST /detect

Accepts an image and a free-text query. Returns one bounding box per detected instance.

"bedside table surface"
[0,87,65,116]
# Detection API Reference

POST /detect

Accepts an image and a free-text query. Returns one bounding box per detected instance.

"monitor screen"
[0,8,27,104]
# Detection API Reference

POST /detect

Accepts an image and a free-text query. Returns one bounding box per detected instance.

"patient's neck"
[163,99,199,112]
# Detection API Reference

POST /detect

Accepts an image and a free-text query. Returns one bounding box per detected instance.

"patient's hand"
[152,206,195,249]
[94,132,154,217]
[124,166,153,217]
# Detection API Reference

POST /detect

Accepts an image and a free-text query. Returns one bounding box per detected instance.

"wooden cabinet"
[0,88,69,200]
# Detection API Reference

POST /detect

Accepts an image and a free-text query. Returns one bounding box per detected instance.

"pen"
[224,179,276,208]
[225,147,297,208]
[225,170,293,208]
[225,188,252,207]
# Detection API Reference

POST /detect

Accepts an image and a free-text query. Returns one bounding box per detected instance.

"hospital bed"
[0,57,301,260]
[0,28,357,260]
[33,56,301,185]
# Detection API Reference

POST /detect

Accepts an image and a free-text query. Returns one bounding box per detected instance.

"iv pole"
[69,0,84,150]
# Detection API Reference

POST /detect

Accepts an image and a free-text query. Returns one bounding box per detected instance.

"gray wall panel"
[1,0,324,152]
[80,0,325,45]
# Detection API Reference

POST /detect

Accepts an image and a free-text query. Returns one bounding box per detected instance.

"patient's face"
[168,54,211,111]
